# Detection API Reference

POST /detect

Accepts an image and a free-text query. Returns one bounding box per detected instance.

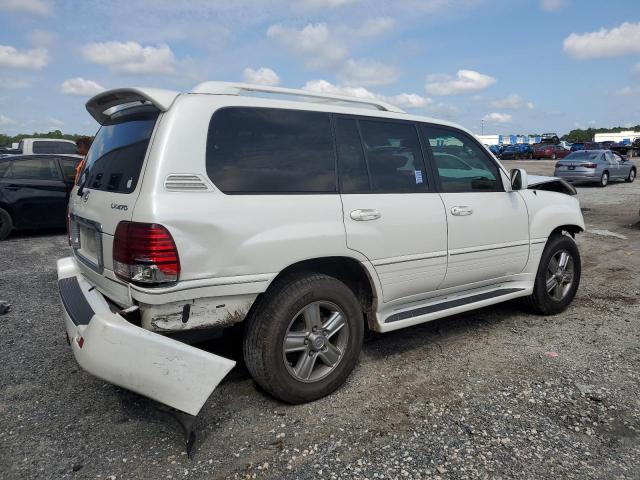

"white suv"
[58,82,584,416]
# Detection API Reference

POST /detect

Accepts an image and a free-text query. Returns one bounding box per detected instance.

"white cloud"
[0,77,31,89]
[489,94,534,110]
[0,114,13,126]
[242,67,280,86]
[634,63,640,74]
[47,117,64,126]
[0,45,48,70]
[615,86,639,96]
[0,0,50,16]
[355,17,395,37]
[302,79,431,109]
[82,41,176,75]
[539,0,568,11]
[482,112,512,124]
[338,59,399,86]
[425,69,496,95]
[267,23,348,69]
[564,22,640,59]
[428,103,459,120]
[61,77,106,96]
[296,0,358,9]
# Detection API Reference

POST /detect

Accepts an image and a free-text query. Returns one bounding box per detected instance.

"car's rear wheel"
[0,208,13,241]
[626,168,636,183]
[243,273,364,404]
[524,234,581,315]
[599,171,609,187]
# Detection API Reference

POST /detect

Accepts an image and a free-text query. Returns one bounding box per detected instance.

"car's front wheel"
[243,273,364,404]
[524,234,581,315]
[599,171,609,187]
[626,168,636,183]
[0,208,13,241]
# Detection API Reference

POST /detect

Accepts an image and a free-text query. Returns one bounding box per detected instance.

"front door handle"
[350,209,381,221]
[451,206,473,216]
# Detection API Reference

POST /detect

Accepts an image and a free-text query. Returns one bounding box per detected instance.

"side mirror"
[510,168,528,190]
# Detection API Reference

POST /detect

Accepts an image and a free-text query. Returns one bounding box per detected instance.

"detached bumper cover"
[57,257,236,416]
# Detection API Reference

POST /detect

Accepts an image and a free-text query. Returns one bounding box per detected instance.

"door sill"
[384,287,526,324]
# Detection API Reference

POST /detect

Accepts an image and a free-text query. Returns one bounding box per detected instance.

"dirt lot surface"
[1,159,639,479]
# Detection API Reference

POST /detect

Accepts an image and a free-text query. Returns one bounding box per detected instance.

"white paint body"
[18,138,76,154]
[57,83,585,414]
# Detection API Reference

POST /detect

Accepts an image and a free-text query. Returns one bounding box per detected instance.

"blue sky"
[0,0,639,137]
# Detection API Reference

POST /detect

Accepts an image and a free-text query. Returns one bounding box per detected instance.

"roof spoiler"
[86,88,180,125]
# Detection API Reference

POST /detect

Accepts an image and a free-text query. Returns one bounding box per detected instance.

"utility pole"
[481,119,484,136]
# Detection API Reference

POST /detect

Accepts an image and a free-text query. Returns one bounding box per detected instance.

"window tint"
[206,108,336,193]
[33,141,78,155]
[79,111,158,194]
[422,126,501,193]
[59,157,80,181]
[5,158,60,180]
[0,161,9,178]
[335,118,369,193]
[358,120,427,193]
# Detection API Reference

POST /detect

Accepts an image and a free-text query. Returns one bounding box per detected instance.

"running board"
[384,288,525,323]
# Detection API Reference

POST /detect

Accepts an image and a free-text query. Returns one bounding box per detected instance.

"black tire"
[0,208,12,241]
[625,168,636,183]
[524,234,581,315]
[599,171,609,187]
[243,273,364,404]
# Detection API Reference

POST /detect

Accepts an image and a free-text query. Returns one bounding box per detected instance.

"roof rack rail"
[190,81,406,114]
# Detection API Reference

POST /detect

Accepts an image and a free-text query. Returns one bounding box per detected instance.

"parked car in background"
[569,142,602,152]
[0,154,81,240]
[18,138,78,155]
[500,144,534,159]
[554,150,636,187]
[488,144,503,157]
[534,144,570,160]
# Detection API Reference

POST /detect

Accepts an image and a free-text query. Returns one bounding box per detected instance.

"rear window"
[79,111,158,194]
[33,141,77,155]
[206,107,336,193]
[3,157,60,180]
[566,151,600,160]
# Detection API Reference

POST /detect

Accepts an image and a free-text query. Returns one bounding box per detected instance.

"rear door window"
[79,111,158,193]
[58,157,81,182]
[4,157,60,180]
[33,141,78,155]
[358,119,427,193]
[206,107,336,193]
[335,117,369,193]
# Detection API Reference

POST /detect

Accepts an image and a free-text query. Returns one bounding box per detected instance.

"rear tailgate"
[69,107,163,306]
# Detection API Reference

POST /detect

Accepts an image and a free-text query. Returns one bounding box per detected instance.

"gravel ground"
[1,160,639,479]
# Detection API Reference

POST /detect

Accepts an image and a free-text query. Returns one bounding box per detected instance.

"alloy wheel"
[545,250,575,301]
[282,301,350,382]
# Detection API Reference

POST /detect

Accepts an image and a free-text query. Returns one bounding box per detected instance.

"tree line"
[0,130,89,147]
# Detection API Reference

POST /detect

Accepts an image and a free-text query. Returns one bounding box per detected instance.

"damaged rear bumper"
[57,256,235,416]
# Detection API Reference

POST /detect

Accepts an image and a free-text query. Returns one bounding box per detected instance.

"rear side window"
[33,141,78,155]
[79,111,158,194]
[358,120,427,193]
[206,107,336,193]
[3,158,60,180]
[58,157,80,181]
[422,126,502,193]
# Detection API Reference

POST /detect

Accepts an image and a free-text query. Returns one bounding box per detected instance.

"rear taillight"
[113,222,180,285]
[582,163,597,169]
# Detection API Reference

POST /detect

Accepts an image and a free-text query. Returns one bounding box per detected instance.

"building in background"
[476,134,542,145]
[593,131,640,144]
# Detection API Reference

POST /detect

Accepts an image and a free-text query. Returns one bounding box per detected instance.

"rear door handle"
[350,209,381,221]
[451,206,473,216]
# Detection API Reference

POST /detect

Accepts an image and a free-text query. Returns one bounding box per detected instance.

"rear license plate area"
[70,216,104,273]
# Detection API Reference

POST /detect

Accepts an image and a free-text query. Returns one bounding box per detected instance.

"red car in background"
[534,144,570,160]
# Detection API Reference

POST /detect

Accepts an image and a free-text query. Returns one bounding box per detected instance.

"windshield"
[79,111,158,194]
